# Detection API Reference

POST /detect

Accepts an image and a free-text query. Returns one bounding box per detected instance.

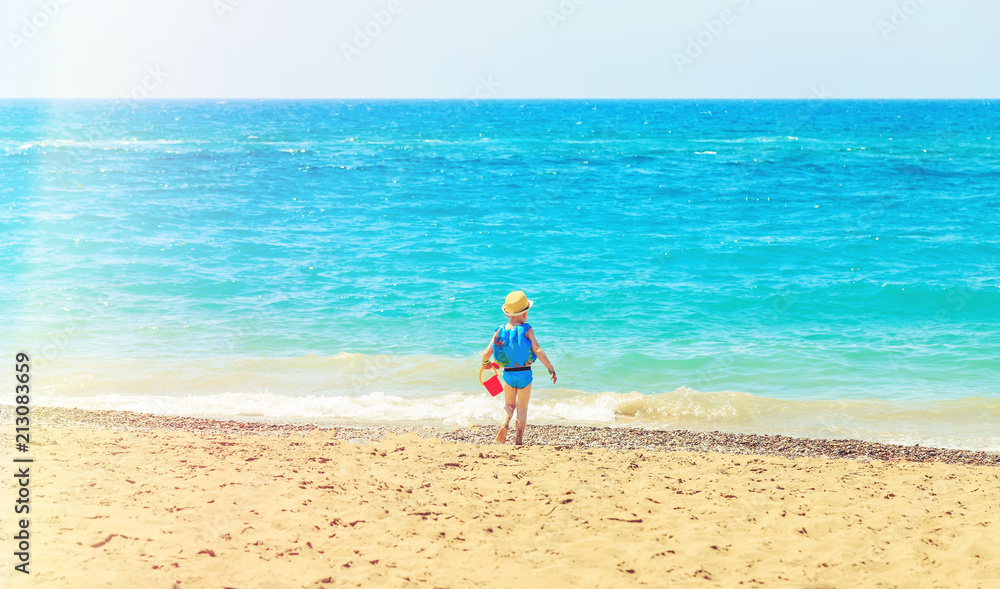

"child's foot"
[514,434,523,446]
[496,426,508,444]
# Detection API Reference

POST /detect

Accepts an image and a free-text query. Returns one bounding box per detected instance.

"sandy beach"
[3,407,999,588]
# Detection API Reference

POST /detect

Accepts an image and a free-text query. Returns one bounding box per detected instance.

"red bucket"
[479,363,503,397]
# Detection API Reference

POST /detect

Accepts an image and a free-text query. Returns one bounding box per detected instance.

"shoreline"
[7,404,998,467]
[4,404,999,587]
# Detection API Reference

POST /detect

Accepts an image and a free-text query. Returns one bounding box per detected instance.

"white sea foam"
[37,381,1000,451]
[27,355,1000,451]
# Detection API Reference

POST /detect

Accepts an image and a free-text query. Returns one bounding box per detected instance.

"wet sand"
[2,406,998,588]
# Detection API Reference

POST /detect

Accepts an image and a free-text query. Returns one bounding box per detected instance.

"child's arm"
[481,330,499,367]
[525,327,556,384]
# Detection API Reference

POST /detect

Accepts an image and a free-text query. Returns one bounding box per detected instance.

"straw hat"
[502,290,533,316]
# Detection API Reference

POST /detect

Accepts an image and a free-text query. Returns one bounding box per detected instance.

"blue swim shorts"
[501,368,533,389]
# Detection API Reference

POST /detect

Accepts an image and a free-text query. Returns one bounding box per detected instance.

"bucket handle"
[479,362,500,385]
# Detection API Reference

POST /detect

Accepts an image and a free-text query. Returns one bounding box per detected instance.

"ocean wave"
[6,138,195,152]
[33,356,1000,451]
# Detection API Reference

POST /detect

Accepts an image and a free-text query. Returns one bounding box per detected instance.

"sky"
[2,0,999,99]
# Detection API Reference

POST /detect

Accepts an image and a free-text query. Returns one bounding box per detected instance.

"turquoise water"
[3,99,999,449]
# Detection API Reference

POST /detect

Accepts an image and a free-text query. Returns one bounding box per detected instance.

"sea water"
[2,99,998,450]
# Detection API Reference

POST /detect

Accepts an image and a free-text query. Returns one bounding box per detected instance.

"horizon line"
[1,97,997,101]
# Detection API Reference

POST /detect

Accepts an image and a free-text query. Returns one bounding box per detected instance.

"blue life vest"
[491,323,537,368]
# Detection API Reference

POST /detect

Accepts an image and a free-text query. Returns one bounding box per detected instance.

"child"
[480,290,556,445]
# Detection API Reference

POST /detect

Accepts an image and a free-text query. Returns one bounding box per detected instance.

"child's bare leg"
[496,381,516,444]
[513,384,532,445]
